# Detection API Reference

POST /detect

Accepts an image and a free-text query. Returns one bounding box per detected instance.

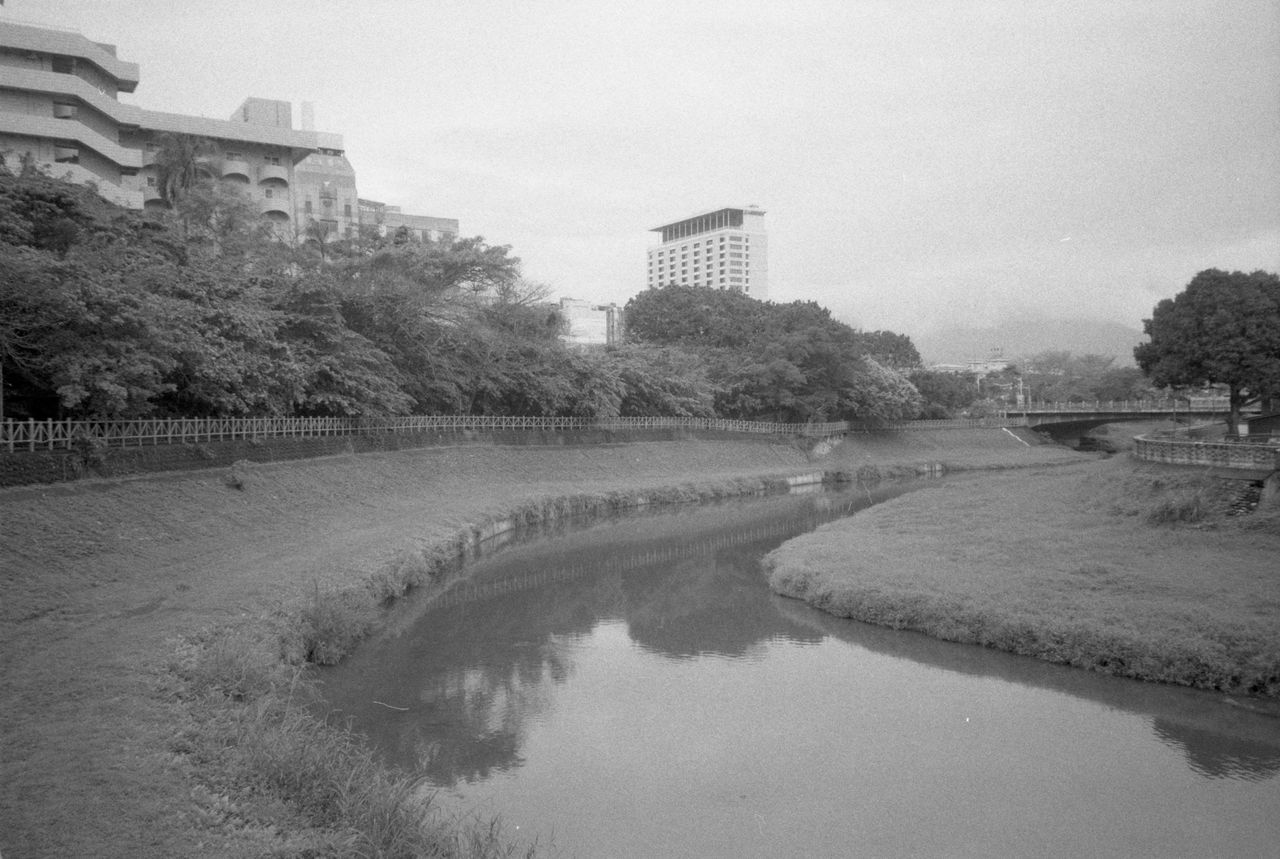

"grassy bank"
[765,454,1280,699]
[0,431,1084,857]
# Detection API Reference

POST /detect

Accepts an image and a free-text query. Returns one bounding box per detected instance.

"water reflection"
[318,481,1280,855]
[321,489,885,785]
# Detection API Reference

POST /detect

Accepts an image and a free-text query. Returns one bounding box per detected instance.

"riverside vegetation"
[766,450,1280,701]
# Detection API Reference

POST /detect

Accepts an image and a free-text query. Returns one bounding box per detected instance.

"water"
[318,485,1280,858]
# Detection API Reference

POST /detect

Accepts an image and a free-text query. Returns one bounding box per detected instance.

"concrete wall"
[0,427,785,488]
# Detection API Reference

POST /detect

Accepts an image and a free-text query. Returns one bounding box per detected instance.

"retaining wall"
[0,427,798,488]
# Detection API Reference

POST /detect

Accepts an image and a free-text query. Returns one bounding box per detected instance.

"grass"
[765,456,1280,697]
[171,629,539,858]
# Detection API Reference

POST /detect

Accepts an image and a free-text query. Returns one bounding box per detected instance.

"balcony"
[258,163,289,185]
[221,159,250,181]
[259,197,290,218]
[0,112,142,169]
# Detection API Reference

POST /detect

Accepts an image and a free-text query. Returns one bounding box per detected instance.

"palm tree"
[151,133,217,205]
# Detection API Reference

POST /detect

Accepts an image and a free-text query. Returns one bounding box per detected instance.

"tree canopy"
[624,285,921,423]
[3,170,931,427]
[1134,269,1280,430]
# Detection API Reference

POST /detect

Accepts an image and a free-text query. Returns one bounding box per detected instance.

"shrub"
[293,585,380,665]
[1144,489,1209,525]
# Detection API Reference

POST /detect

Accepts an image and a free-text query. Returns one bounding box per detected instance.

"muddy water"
[318,485,1280,858]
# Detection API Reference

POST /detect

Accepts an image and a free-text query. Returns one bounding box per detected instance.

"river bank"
[0,431,1083,857]
[765,453,1280,702]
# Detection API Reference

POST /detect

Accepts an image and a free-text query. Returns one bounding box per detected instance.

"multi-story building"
[646,205,768,299]
[0,20,448,242]
[358,198,458,243]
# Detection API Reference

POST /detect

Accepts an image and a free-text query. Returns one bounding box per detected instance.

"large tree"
[1134,269,1280,432]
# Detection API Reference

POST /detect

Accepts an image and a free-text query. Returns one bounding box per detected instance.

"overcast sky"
[9,0,1279,338]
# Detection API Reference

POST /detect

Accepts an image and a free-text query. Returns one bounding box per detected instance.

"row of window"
[304,199,354,217]
[652,235,749,256]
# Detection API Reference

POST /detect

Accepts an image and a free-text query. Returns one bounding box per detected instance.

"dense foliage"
[2,170,924,424]
[623,285,922,423]
[1135,269,1280,429]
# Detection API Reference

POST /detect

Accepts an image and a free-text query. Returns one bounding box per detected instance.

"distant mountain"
[914,318,1144,367]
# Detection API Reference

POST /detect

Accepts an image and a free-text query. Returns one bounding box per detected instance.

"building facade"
[358,198,458,243]
[646,205,768,299]
[0,20,451,242]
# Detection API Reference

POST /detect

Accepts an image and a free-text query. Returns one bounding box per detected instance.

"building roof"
[649,205,765,232]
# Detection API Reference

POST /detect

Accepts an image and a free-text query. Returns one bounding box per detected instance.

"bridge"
[1004,398,1233,430]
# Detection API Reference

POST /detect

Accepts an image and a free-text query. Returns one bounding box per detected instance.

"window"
[226,151,242,160]
[265,155,281,166]
[146,177,156,187]
[53,103,77,119]
[264,189,273,198]
[51,56,74,74]
[304,200,313,214]
[344,203,352,217]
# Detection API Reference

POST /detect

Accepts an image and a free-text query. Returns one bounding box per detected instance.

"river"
[317,482,1280,858]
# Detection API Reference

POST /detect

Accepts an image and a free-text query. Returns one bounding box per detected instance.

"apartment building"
[0,20,449,242]
[646,205,768,299]
[358,198,458,243]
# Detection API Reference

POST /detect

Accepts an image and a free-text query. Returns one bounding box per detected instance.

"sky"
[7,0,1280,340]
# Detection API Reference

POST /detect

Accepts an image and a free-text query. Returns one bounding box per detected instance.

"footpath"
[0,431,1084,858]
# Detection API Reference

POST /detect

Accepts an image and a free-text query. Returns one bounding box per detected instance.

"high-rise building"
[0,20,451,242]
[646,206,768,299]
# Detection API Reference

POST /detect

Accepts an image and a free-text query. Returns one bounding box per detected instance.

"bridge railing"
[1133,434,1278,470]
[1014,398,1231,413]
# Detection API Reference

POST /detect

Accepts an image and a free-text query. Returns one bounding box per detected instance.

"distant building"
[0,20,452,242]
[647,206,768,298]
[559,298,623,348]
[358,198,458,243]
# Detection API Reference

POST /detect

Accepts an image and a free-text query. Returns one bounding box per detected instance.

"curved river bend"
[319,484,1280,858]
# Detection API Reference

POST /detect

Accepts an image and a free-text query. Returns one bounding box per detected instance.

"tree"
[1135,269,1280,432]
[151,133,217,206]
[909,369,979,418]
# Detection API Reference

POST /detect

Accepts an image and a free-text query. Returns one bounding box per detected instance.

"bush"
[1144,489,1209,525]
[293,585,380,665]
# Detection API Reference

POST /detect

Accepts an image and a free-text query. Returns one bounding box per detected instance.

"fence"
[1013,398,1232,413]
[1133,435,1279,470]
[0,414,1028,454]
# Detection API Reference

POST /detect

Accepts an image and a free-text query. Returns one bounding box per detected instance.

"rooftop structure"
[646,205,768,298]
[558,298,623,348]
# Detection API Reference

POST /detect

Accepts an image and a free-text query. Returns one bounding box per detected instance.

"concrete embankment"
[0,430,1086,859]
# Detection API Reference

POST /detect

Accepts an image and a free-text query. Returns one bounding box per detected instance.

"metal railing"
[1013,398,1231,413]
[1,414,1027,454]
